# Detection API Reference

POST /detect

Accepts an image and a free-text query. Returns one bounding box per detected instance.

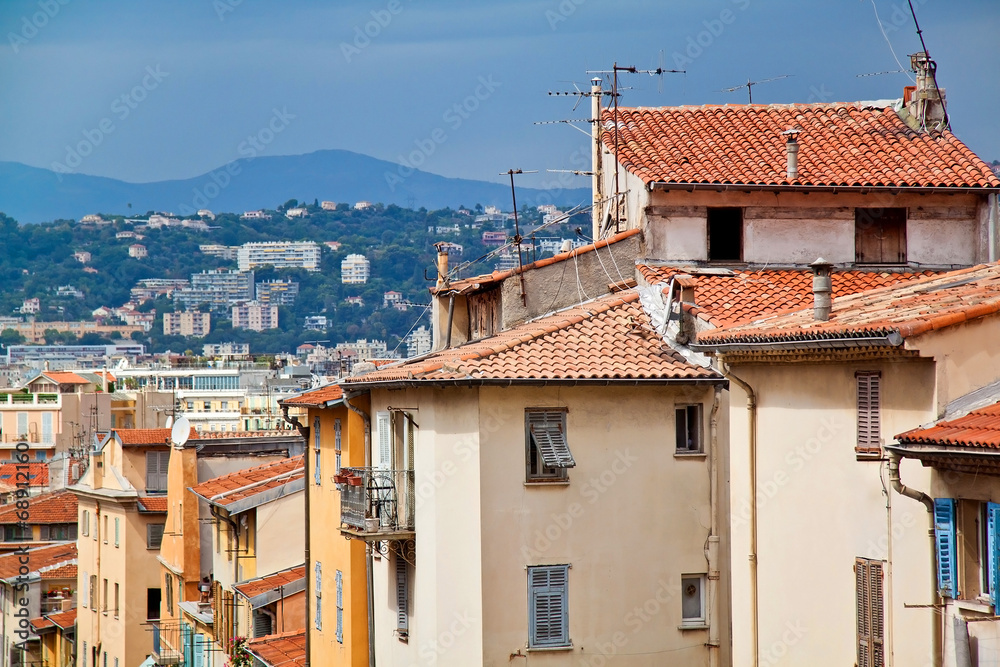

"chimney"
[782,128,800,181]
[433,242,449,289]
[810,258,833,321]
[906,52,948,131]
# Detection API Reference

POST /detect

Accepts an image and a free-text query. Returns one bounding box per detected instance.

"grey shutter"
[529,565,569,647]
[396,556,408,633]
[146,451,169,491]
[314,562,322,631]
[528,412,575,468]
[253,610,272,638]
[856,373,881,455]
[313,417,322,485]
[148,523,165,549]
[335,570,344,643]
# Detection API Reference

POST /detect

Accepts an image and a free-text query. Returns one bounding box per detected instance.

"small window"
[314,562,322,631]
[82,571,89,608]
[147,588,161,620]
[165,573,174,615]
[856,372,882,458]
[335,570,344,644]
[707,207,743,261]
[147,523,165,550]
[89,574,98,610]
[114,583,120,618]
[103,578,108,614]
[114,518,119,547]
[146,451,169,493]
[856,557,885,667]
[82,510,90,536]
[528,565,569,648]
[314,416,322,485]
[334,418,342,473]
[204,401,211,411]
[856,208,906,264]
[681,574,706,626]
[525,409,575,482]
[103,515,108,544]
[396,554,409,637]
[675,405,703,453]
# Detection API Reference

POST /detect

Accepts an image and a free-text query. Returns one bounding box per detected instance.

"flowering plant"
[228,636,252,667]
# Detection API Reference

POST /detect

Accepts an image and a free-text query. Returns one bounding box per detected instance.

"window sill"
[954,598,993,614]
[674,451,706,459]
[526,643,573,652]
[678,623,709,631]
[524,480,570,487]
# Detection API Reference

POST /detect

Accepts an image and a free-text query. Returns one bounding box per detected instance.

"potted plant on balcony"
[332,472,348,485]
[347,473,364,486]
[364,515,380,533]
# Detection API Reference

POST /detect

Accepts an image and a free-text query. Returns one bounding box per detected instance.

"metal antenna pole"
[501,169,538,306]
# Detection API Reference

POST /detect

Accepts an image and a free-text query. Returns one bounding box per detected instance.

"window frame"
[706,207,744,262]
[527,564,570,648]
[675,404,704,454]
[855,207,907,265]
[680,574,707,627]
[525,409,572,483]
[313,416,322,485]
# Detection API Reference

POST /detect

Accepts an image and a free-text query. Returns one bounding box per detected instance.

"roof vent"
[782,128,801,182]
[810,258,833,321]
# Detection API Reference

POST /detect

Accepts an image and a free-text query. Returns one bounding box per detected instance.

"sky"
[0,0,997,191]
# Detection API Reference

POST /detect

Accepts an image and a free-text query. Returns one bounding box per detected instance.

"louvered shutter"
[334,419,342,473]
[148,523,164,549]
[314,562,322,631]
[856,558,870,667]
[934,498,957,597]
[192,633,205,667]
[869,561,885,667]
[182,623,193,666]
[253,610,272,638]
[989,503,1000,607]
[396,556,408,633]
[313,417,322,485]
[377,412,392,470]
[335,570,344,643]
[528,412,576,468]
[41,413,53,445]
[82,571,88,608]
[856,373,881,455]
[529,565,569,647]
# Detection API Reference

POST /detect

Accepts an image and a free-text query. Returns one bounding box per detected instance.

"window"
[89,574,98,609]
[527,565,569,648]
[856,557,885,667]
[3,525,30,541]
[147,588,161,620]
[253,610,274,638]
[335,570,344,644]
[82,571,88,608]
[187,401,194,411]
[314,562,322,631]
[856,372,881,458]
[16,412,27,439]
[103,516,108,544]
[856,208,906,264]
[376,412,392,470]
[82,510,90,536]
[204,401,211,411]
[114,518,119,547]
[334,418,342,473]
[525,409,575,482]
[148,523,165,550]
[707,207,743,261]
[146,451,169,492]
[42,413,53,445]
[314,417,322,485]
[103,578,108,614]
[934,498,957,598]
[114,583,120,618]
[675,405,703,453]
[681,575,706,626]
[396,554,409,637]
[165,573,174,615]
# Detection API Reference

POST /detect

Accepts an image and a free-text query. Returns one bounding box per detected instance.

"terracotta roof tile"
[189,456,304,509]
[639,264,942,327]
[41,564,77,580]
[438,228,642,294]
[344,290,721,385]
[280,385,343,408]
[247,630,306,667]
[137,496,168,513]
[234,565,305,599]
[112,428,198,446]
[29,616,54,632]
[46,607,77,629]
[0,543,76,580]
[0,462,48,487]
[604,104,1000,189]
[0,490,76,524]
[897,401,1000,449]
[697,263,1000,345]
[42,372,89,384]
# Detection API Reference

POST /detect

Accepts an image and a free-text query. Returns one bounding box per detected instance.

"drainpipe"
[281,405,310,667]
[887,451,940,667]
[345,391,376,667]
[722,362,758,667]
[707,386,722,667]
[989,193,998,263]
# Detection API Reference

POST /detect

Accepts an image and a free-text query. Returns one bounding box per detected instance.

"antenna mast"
[501,169,538,305]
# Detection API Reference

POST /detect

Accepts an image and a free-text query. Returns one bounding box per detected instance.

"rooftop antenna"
[905,0,948,129]
[718,74,791,103]
[855,69,908,78]
[500,169,538,306]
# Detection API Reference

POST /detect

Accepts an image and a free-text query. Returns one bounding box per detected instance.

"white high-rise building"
[341,254,370,284]
[237,241,321,272]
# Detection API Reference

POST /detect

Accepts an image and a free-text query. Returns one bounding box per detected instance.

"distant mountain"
[0,150,591,223]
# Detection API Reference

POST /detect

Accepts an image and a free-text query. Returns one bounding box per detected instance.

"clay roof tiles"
[234,565,305,599]
[0,543,76,580]
[343,290,721,385]
[40,564,77,580]
[603,104,1000,189]
[112,428,198,446]
[189,456,304,510]
[30,607,77,634]
[897,402,1000,449]
[137,496,168,513]
[0,490,77,524]
[0,462,48,487]
[697,263,1000,346]
[281,385,343,408]
[246,630,306,667]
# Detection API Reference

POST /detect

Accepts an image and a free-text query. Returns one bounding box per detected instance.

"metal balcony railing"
[340,467,414,536]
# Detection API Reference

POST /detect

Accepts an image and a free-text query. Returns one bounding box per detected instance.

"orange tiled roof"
[897,402,1000,449]
[29,616,54,632]
[234,565,305,599]
[0,490,77,524]
[41,564,77,579]
[697,263,1000,346]
[0,543,76,580]
[0,462,48,487]
[30,607,77,633]
[343,290,721,385]
[639,265,942,327]
[247,630,306,667]
[603,104,1000,189]
[137,496,168,513]
[112,428,198,446]
[437,228,642,294]
[41,371,89,384]
[280,385,343,408]
[189,456,304,509]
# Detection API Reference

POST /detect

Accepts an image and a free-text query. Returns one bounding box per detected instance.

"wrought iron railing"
[339,467,414,534]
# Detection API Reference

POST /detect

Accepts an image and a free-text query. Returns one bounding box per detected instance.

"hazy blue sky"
[1,0,997,190]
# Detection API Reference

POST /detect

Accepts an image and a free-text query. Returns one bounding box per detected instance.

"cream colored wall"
[725,359,937,667]
[255,492,304,577]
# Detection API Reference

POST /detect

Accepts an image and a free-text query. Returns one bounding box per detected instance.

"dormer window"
[707,208,743,261]
[856,208,906,264]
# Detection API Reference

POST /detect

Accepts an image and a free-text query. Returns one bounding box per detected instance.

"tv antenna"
[500,169,538,306]
[718,74,791,103]
[855,69,907,78]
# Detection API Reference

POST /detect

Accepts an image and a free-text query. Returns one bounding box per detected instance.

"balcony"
[340,467,415,541]
[0,393,60,408]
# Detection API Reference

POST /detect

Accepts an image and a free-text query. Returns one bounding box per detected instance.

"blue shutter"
[182,623,193,666]
[528,565,569,647]
[933,498,957,597]
[335,570,344,643]
[988,502,1000,607]
[313,417,322,485]
[193,634,205,667]
[314,562,322,631]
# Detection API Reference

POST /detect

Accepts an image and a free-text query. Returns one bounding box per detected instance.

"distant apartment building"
[340,254,370,284]
[163,311,211,337]
[285,207,308,218]
[202,342,250,357]
[6,344,145,366]
[333,339,395,362]
[73,251,91,263]
[437,241,463,256]
[494,249,520,272]
[354,201,373,210]
[241,210,270,220]
[196,209,215,219]
[56,285,84,299]
[115,231,143,240]
[406,325,432,358]
[131,279,190,303]
[302,315,327,331]
[320,201,337,211]
[21,298,40,314]
[256,279,299,306]
[79,214,104,224]
[199,244,239,260]
[3,320,143,345]
[236,241,321,272]
[383,291,403,309]
[173,270,254,311]
[231,303,279,331]
[344,296,364,307]
[128,244,147,259]
[481,230,507,246]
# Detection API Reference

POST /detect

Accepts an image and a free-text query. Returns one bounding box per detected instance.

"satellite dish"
[164,416,174,429]
[171,416,191,448]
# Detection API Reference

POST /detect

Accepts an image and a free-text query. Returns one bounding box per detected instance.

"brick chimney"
[905,52,948,131]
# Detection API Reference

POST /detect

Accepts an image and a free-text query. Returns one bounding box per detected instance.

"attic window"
[707,208,743,261]
[856,208,906,264]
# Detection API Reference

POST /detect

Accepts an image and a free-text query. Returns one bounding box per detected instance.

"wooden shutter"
[314,562,322,631]
[377,412,392,470]
[335,570,344,643]
[148,523,165,549]
[528,565,569,647]
[856,208,906,264]
[856,372,881,456]
[527,411,576,468]
[934,498,957,597]
[82,571,88,608]
[989,503,1000,607]
[146,451,168,492]
[396,555,409,633]
[115,518,119,546]
[313,417,322,485]
[856,558,885,667]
